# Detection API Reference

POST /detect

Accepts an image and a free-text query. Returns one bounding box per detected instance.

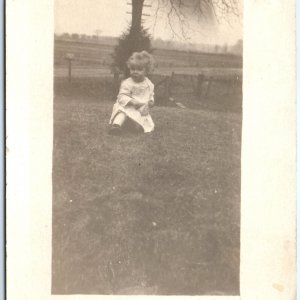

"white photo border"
[6,0,296,299]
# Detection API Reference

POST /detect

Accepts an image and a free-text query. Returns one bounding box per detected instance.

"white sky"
[55,0,242,45]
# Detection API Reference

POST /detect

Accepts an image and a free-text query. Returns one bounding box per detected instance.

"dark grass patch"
[54,77,116,101]
[52,99,241,295]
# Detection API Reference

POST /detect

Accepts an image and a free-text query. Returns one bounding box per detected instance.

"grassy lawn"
[52,93,241,295]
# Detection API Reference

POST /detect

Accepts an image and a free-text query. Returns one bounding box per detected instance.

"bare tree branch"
[152,0,162,35]
[150,0,240,40]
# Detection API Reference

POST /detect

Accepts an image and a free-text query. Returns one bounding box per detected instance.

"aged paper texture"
[6,0,296,299]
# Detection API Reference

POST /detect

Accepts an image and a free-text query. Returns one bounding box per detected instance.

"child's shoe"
[109,124,122,135]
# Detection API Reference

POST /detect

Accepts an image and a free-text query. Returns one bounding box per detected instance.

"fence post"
[164,76,170,101]
[164,72,174,102]
[226,78,232,95]
[196,74,204,99]
[164,72,175,102]
[113,70,120,100]
[169,72,175,99]
[68,59,72,82]
[65,53,74,83]
[205,77,213,98]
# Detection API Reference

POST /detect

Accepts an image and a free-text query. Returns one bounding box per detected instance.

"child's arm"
[140,104,149,116]
[148,81,155,107]
[148,94,154,108]
[129,98,144,108]
[140,93,153,116]
[117,81,143,108]
[117,81,133,107]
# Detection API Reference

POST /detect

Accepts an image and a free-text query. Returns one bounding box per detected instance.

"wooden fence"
[113,71,242,104]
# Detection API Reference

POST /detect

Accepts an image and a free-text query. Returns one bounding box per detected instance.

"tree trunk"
[123,0,145,78]
[131,0,144,35]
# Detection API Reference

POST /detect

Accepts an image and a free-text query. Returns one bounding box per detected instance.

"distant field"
[54,38,243,71]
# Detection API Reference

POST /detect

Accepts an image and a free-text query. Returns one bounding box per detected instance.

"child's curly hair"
[126,51,154,74]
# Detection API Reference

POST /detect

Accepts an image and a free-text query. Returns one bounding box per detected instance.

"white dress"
[109,77,155,133]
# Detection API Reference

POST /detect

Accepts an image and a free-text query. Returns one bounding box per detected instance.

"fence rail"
[54,63,242,105]
[112,70,242,104]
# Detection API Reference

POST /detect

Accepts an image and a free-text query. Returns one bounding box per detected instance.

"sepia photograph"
[6,0,297,299]
[51,0,242,295]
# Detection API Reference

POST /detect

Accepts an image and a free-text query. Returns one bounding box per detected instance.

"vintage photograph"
[52,0,242,295]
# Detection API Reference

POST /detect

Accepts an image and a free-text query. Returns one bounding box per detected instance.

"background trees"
[113,0,240,75]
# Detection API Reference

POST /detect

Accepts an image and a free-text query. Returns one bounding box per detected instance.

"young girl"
[109,51,155,135]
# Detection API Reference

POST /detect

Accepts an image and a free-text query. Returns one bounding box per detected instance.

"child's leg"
[113,112,126,126]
